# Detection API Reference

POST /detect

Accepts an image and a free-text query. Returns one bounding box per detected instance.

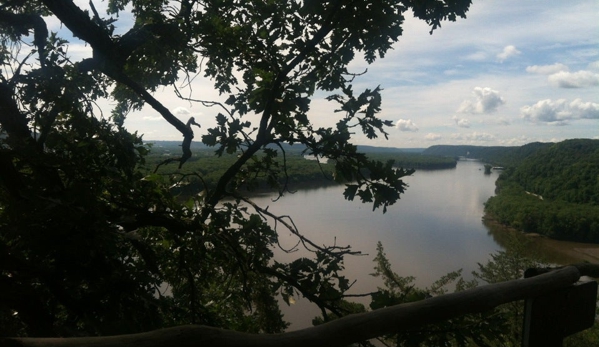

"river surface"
[245,159,599,329]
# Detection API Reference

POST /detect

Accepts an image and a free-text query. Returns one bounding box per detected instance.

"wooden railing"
[3,264,597,347]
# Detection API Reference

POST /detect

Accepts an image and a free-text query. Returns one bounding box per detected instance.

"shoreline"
[483,216,599,265]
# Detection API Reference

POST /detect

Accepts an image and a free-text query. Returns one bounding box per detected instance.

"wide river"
[246,159,599,329]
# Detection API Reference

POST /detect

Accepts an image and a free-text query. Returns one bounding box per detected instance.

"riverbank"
[483,216,599,265]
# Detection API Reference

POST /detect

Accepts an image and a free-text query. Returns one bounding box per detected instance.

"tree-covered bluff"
[484,139,599,243]
[422,142,552,167]
[145,141,456,195]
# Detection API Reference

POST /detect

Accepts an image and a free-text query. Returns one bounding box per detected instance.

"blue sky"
[48,0,599,148]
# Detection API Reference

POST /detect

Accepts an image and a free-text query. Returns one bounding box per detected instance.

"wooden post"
[522,281,597,347]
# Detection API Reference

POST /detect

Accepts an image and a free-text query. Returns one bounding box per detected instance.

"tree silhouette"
[0,0,471,338]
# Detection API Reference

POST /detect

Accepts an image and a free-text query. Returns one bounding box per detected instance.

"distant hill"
[422,143,552,166]
[146,140,425,155]
[484,138,599,243]
[422,145,513,158]
[356,145,425,153]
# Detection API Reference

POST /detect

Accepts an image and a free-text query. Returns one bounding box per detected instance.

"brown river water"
[245,159,599,329]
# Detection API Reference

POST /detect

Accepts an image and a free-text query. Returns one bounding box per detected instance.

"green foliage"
[371,237,599,347]
[507,139,599,205]
[370,242,508,347]
[565,323,599,347]
[471,237,542,347]
[0,0,472,339]
[485,139,599,243]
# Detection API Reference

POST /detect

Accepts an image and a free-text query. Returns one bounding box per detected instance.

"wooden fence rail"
[2,265,597,347]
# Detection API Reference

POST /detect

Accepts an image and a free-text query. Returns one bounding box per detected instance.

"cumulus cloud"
[452,115,470,128]
[570,99,599,119]
[497,45,521,62]
[520,98,599,124]
[525,63,599,88]
[395,119,419,132]
[425,133,442,141]
[172,107,191,116]
[457,87,505,114]
[547,70,599,88]
[526,63,569,75]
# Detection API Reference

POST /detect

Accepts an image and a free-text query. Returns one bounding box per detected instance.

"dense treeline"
[148,147,336,195]
[144,141,456,195]
[485,139,599,243]
[423,143,552,166]
[363,152,456,170]
[507,139,599,205]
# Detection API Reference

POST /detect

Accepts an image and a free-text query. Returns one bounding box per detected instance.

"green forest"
[145,141,456,196]
[482,139,599,243]
[422,142,553,167]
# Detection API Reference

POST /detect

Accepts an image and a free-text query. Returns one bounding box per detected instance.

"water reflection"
[247,160,599,329]
[249,160,502,328]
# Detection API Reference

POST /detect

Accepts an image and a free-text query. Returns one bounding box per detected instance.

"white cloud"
[395,119,419,132]
[570,99,599,119]
[497,45,521,62]
[547,70,599,88]
[425,133,442,141]
[520,98,599,124]
[452,115,470,128]
[457,87,505,114]
[520,99,569,124]
[526,63,569,75]
[173,107,191,115]
[524,63,599,88]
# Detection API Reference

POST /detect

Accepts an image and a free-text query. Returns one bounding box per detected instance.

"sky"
[48,0,599,148]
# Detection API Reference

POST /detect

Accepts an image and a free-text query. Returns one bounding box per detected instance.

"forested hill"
[422,143,552,166]
[144,141,455,195]
[507,139,599,205]
[485,139,599,243]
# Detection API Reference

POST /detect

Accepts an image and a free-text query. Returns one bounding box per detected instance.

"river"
[245,159,599,329]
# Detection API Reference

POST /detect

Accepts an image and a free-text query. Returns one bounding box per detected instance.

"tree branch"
[0,9,48,66]
[40,0,194,156]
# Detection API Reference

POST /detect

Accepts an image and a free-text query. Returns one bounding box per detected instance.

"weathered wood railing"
[3,265,597,347]
[522,264,598,347]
